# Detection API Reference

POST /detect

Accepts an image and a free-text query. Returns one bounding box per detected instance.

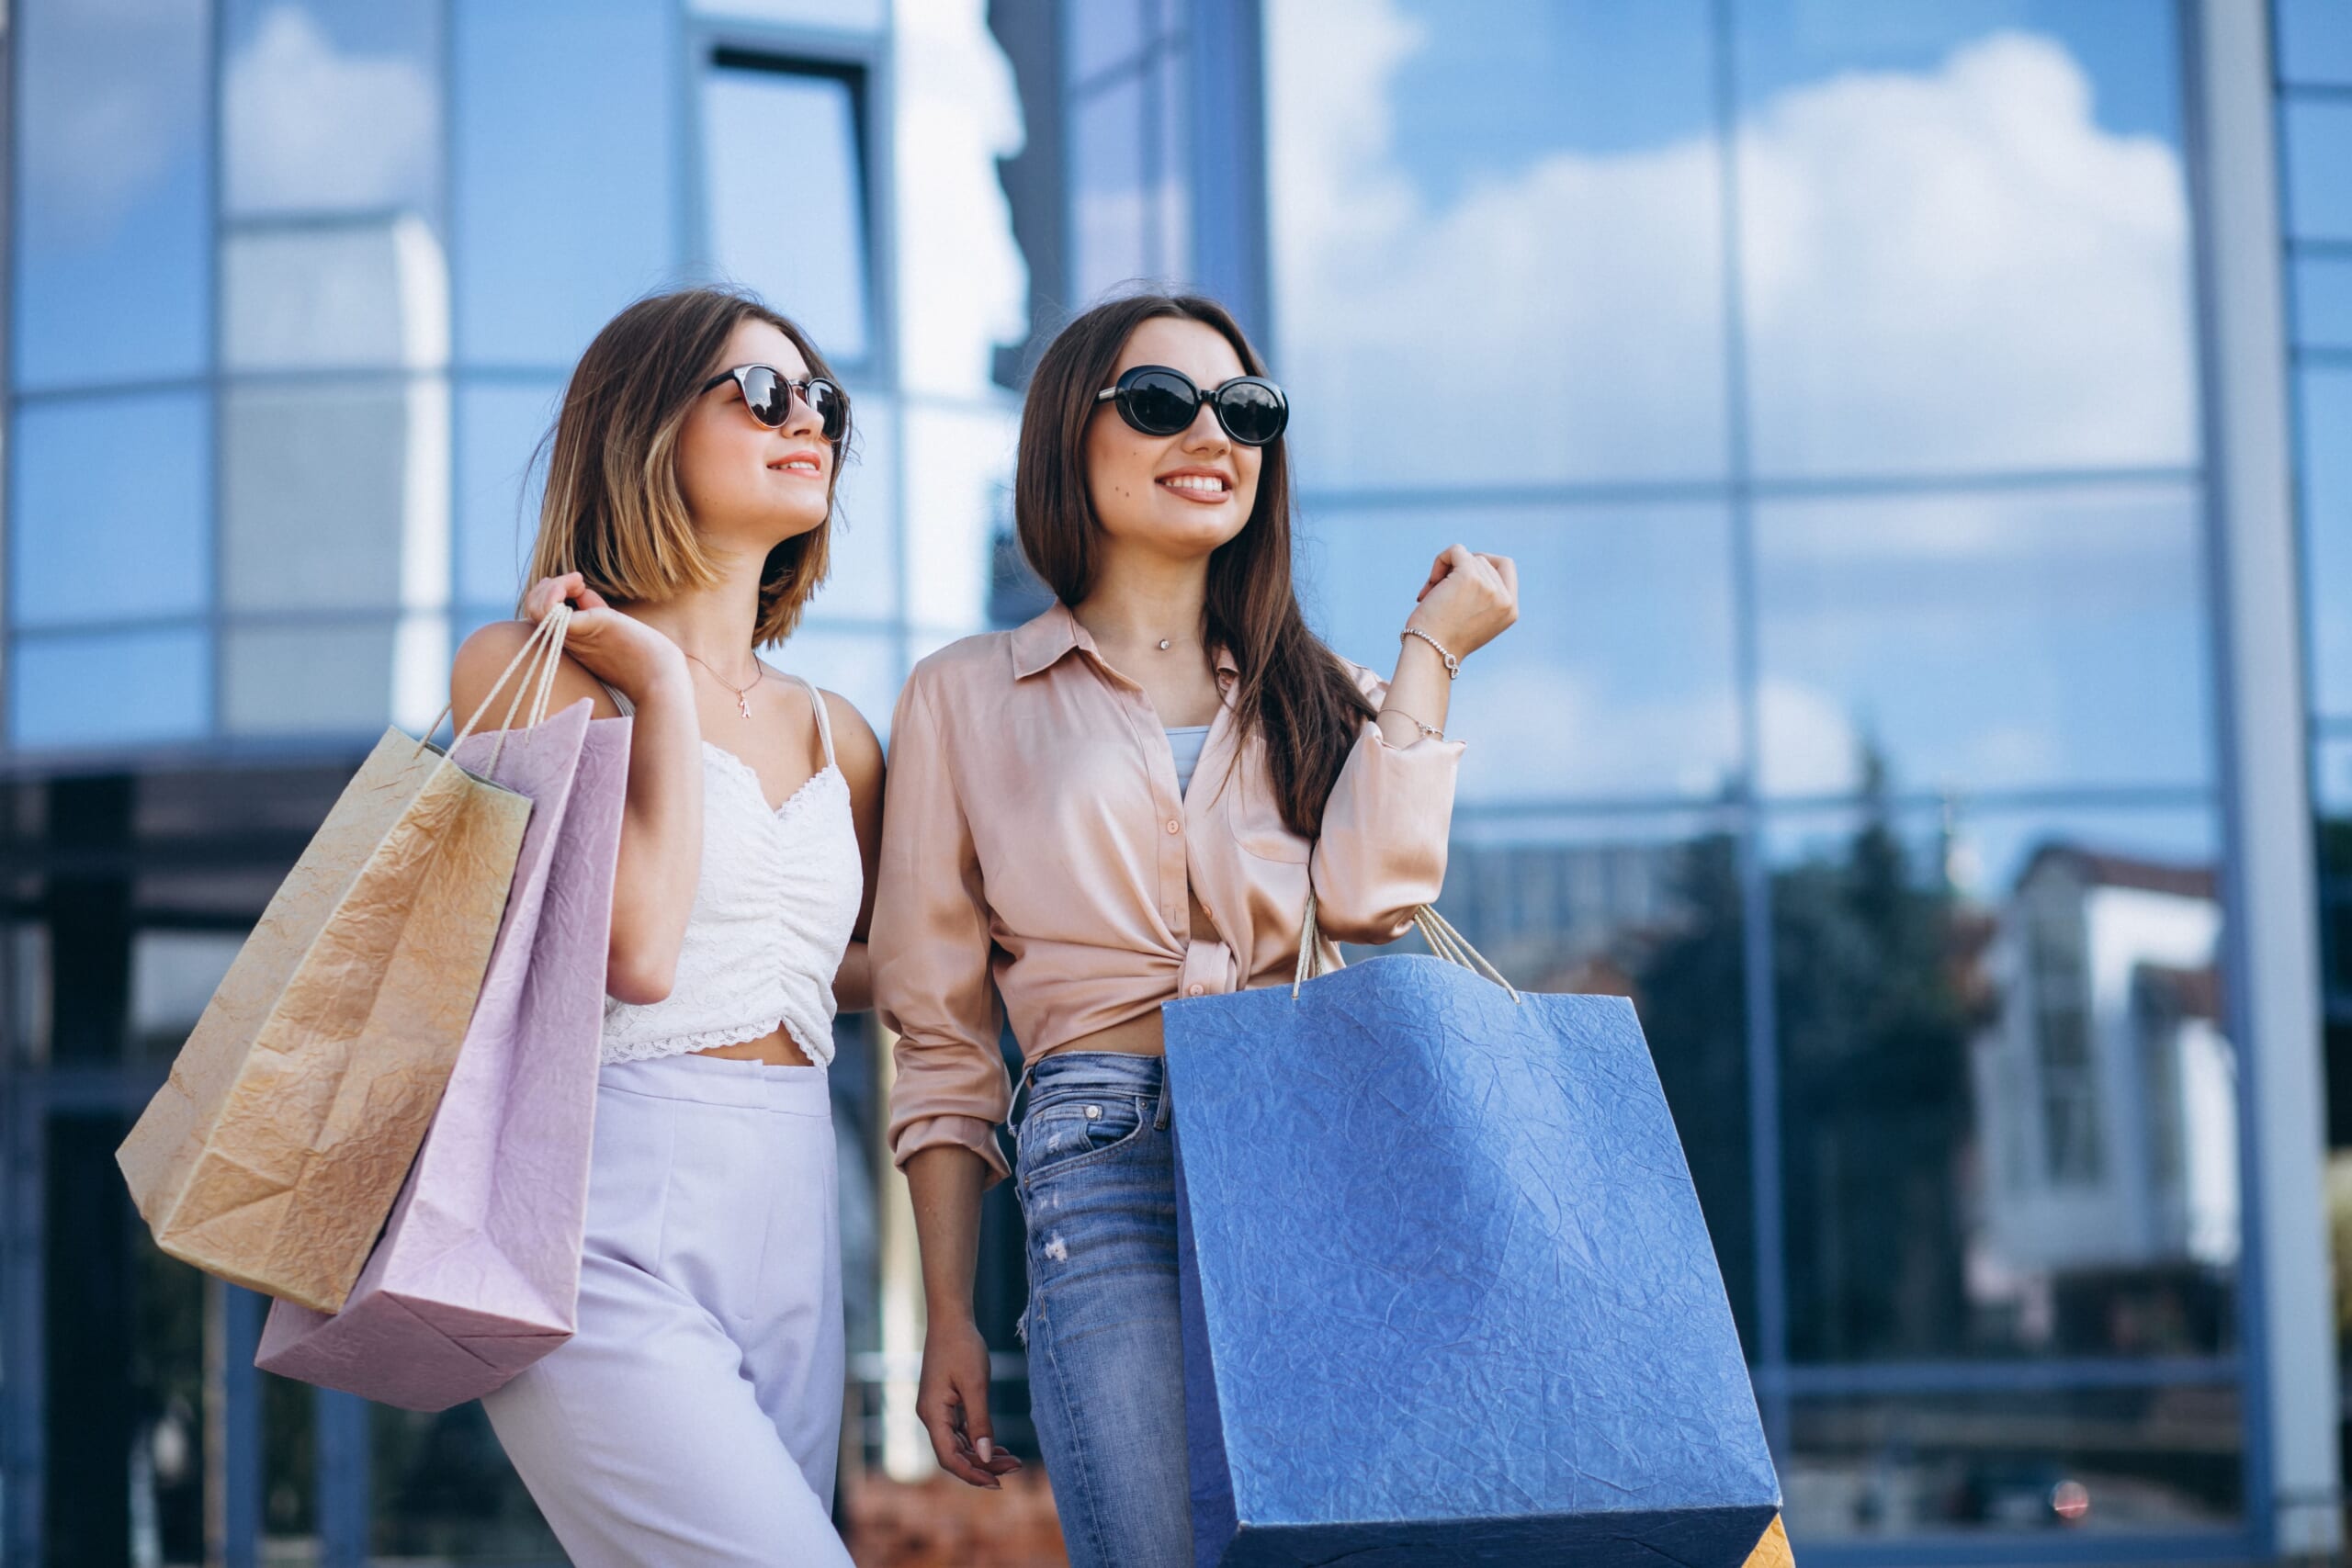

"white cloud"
[23,0,207,243]
[1758,677,1867,797]
[1265,3,2195,485]
[224,6,436,217]
[1268,0,1724,486]
[1736,32,2195,474]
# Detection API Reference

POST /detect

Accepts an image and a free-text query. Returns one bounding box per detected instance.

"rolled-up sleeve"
[1309,670,1465,944]
[873,673,1012,1186]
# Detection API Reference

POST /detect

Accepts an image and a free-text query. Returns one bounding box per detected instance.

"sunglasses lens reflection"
[1217,382,1286,446]
[1122,370,1200,435]
[805,379,847,442]
[739,367,788,425]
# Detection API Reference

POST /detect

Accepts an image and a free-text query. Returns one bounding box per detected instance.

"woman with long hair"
[449,287,880,1567]
[872,293,1518,1564]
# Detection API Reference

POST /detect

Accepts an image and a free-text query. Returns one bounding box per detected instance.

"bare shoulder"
[819,689,884,786]
[451,619,622,732]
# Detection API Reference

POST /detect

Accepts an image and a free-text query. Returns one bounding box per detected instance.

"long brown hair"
[525,287,849,647]
[1016,293,1374,838]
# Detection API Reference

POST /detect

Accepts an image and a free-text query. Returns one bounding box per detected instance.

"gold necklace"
[684,649,764,718]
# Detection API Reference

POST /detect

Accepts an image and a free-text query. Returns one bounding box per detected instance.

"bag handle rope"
[410,604,576,781]
[1293,888,1520,1004]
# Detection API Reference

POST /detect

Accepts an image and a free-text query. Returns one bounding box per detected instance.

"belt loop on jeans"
[1153,1070,1172,1132]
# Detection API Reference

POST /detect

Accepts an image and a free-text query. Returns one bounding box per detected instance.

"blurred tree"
[1772,750,1986,1360]
[1623,829,1757,1359]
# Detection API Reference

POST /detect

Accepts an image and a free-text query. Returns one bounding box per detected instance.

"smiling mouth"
[1159,474,1230,500]
[771,457,823,476]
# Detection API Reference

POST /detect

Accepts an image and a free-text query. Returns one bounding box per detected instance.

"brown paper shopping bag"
[117,611,581,1312]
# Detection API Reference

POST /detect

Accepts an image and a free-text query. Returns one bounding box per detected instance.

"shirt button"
[1166,818,1181,834]
[1187,983,1205,997]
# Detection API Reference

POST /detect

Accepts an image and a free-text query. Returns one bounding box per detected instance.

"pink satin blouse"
[873,602,1464,1185]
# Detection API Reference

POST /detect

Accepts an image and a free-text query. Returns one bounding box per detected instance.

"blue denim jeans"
[1014,1051,1193,1568]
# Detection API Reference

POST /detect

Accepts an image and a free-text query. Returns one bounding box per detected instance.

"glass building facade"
[1,1,2344,1563]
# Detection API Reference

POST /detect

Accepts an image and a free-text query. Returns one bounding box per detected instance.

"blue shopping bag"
[1163,905,1783,1568]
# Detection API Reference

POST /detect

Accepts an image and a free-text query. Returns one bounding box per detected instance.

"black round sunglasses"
[1095,365,1289,446]
[700,364,850,443]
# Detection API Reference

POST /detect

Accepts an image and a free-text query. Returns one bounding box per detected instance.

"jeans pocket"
[1016,1092,1150,1187]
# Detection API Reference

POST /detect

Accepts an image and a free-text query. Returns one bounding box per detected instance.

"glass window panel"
[2300,367,2352,716]
[130,931,244,1065]
[2314,736,2352,1080]
[1442,808,1756,1352]
[456,380,562,612]
[1069,0,1148,85]
[223,621,395,736]
[49,1118,214,1562]
[2294,254,2352,352]
[136,868,289,932]
[1071,79,1152,301]
[10,923,52,1068]
[902,401,1014,635]
[1755,484,2212,798]
[1302,502,1741,803]
[1735,0,2197,476]
[13,393,211,629]
[12,627,211,749]
[2317,731,2352,818]
[372,1404,560,1560]
[687,0,883,28]
[1266,0,1726,487]
[261,1370,316,1550]
[701,65,872,363]
[1150,42,1192,285]
[451,601,507,638]
[1770,802,2235,1362]
[222,0,442,221]
[2278,0,2352,88]
[769,627,898,733]
[224,217,451,371]
[817,389,899,622]
[2285,99,2352,245]
[1785,1387,2240,1538]
[13,0,209,389]
[455,0,676,367]
[224,382,432,613]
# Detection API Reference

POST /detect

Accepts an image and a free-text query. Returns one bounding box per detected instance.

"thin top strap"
[793,674,836,769]
[596,678,636,717]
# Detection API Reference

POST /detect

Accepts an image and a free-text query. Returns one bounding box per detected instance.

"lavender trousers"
[482,1053,852,1567]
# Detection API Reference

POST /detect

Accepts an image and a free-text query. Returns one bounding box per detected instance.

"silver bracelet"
[1378,706,1444,741]
[1401,626,1461,679]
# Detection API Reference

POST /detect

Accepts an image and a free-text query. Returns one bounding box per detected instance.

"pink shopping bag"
[257,688,628,1410]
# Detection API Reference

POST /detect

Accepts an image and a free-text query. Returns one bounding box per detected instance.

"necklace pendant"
[736,693,752,719]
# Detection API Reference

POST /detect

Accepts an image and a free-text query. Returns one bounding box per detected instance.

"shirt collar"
[1009,601,1088,679]
[1010,601,1240,682]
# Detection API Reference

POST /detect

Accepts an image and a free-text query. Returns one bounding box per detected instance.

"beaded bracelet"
[1401,626,1461,679]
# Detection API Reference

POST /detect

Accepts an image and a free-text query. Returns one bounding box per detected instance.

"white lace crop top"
[595,673,863,1067]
